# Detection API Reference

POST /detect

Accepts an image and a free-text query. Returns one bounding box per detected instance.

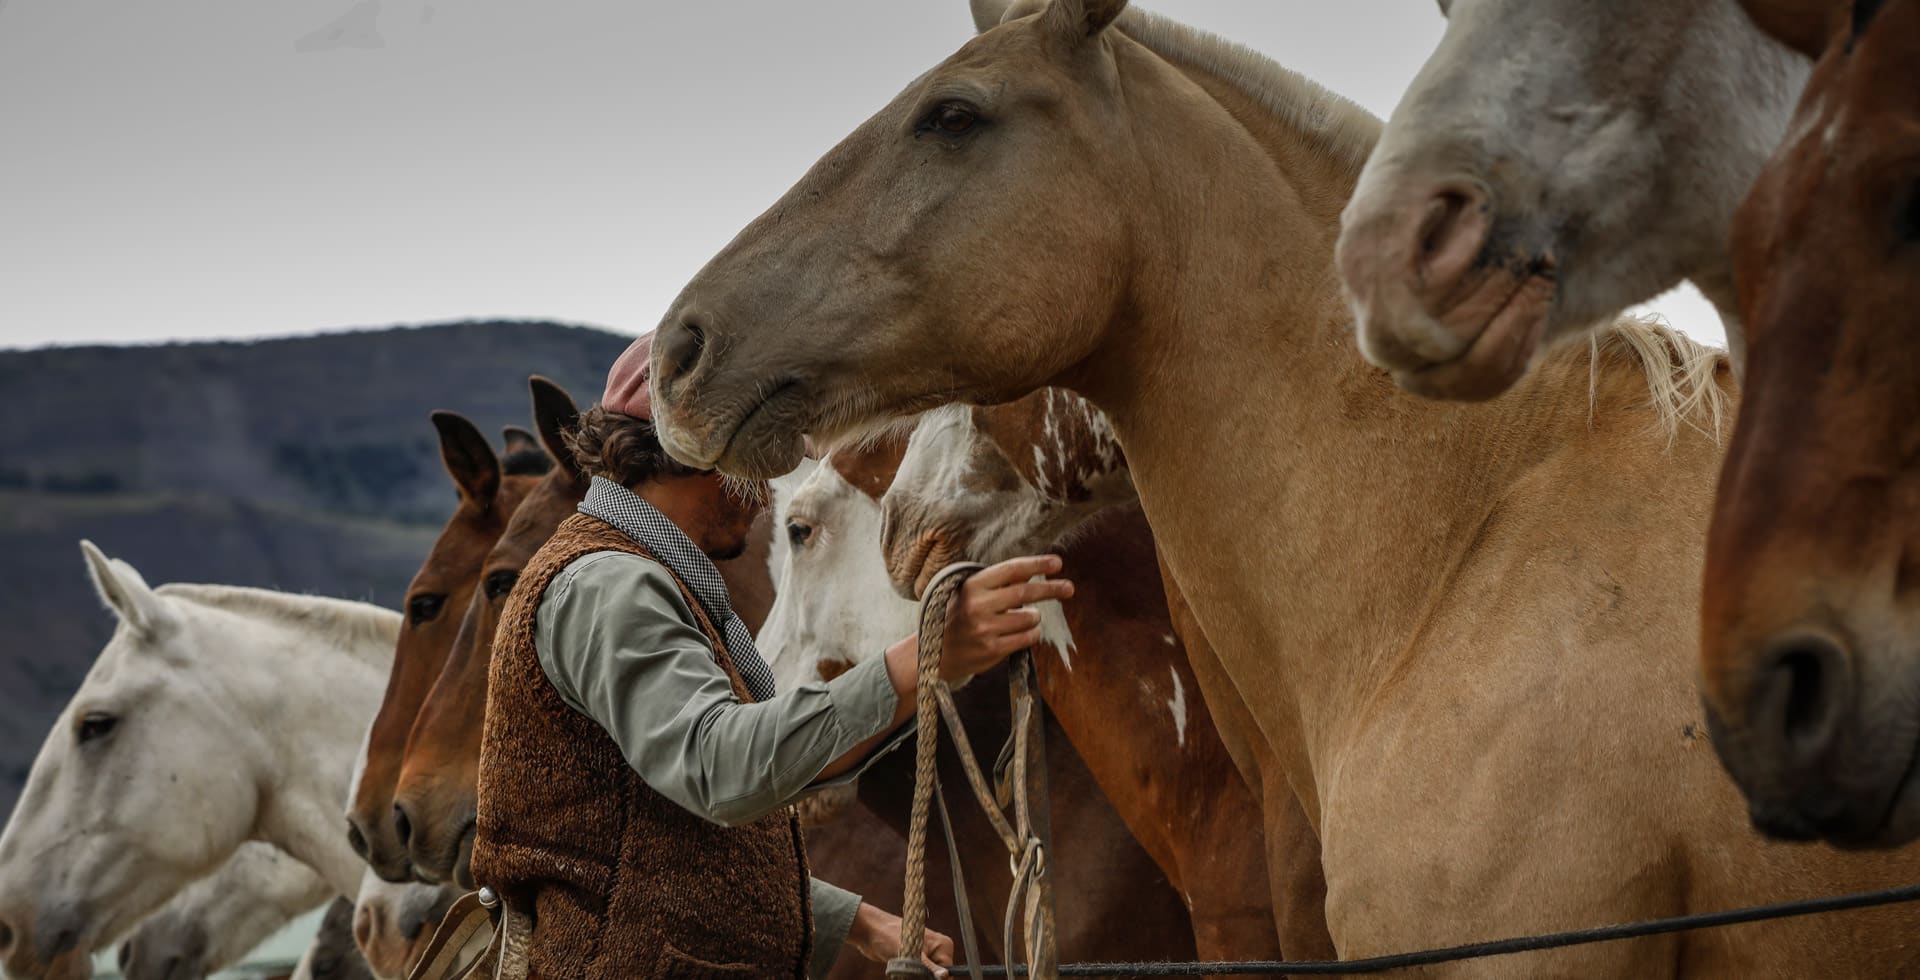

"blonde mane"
[1114,6,1384,175]
[1587,316,1732,442]
[156,583,401,662]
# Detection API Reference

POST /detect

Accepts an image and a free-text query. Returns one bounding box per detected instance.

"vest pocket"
[654,942,760,979]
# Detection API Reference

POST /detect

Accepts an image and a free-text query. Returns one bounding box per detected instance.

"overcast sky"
[0,0,1724,351]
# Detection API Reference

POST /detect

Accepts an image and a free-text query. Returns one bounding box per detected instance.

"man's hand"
[848,901,956,977]
[938,554,1074,685]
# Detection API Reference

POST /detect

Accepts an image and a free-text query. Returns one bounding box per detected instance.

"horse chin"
[1392,271,1555,402]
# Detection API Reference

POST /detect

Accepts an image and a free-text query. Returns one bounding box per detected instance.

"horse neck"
[1076,42,1656,819]
[166,587,395,895]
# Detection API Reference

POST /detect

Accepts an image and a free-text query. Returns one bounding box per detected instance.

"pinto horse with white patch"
[883,390,1333,963]
[647,1,1920,973]
[762,438,1201,968]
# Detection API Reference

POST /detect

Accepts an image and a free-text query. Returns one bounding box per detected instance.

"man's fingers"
[992,628,1045,656]
[968,554,1064,590]
[972,608,1043,635]
[971,578,1074,617]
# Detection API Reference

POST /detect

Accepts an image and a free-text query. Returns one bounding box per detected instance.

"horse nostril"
[1766,634,1850,760]
[1,917,16,956]
[658,315,710,390]
[393,803,414,850]
[346,822,370,861]
[1413,184,1490,291]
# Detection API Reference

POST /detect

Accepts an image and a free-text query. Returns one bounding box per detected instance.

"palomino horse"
[648,2,1920,973]
[390,378,779,886]
[117,843,332,980]
[0,545,397,980]
[346,412,550,882]
[1699,0,1920,849]
[1335,0,1806,397]
[884,392,1333,962]
[762,443,1199,967]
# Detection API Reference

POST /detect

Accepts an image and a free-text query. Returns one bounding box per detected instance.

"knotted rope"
[890,563,1058,980]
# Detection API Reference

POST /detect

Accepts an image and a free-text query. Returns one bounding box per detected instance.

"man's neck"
[633,475,720,553]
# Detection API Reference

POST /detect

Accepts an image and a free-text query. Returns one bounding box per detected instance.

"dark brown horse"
[390,379,777,886]
[345,413,547,881]
[1701,0,1920,849]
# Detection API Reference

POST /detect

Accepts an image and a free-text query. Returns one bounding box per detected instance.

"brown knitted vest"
[471,513,811,979]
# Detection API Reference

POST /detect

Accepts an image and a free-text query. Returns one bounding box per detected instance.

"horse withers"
[1699,0,1920,849]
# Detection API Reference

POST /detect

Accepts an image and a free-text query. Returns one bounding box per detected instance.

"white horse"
[116,843,332,980]
[1336,0,1807,397]
[0,542,397,980]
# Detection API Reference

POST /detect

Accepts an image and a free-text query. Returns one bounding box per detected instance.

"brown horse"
[766,442,1198,969]
[390,378,778,886]
[649,2,1920,974]
[345,413,547,882]
[1700,0,1920,848]
[883,393,1331,963]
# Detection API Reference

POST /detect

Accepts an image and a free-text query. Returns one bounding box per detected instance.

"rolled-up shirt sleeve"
[534,551,910,828]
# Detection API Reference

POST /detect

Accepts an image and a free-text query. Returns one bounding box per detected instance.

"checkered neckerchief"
[577,476,777,702]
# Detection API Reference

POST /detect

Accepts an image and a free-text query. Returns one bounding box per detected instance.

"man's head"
[572,333,765,559]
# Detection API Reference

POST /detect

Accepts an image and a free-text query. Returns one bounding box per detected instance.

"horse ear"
[1044,0,1127,38]
[501,426,541,457]
[80,540,166,634]
[431,411,501,512]
[972,0,1045,30]
[529,376,584,482]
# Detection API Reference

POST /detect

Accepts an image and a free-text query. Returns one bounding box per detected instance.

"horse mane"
[1586,316,1732,443]
[155,583,401,662]
[1113,7,1384,175]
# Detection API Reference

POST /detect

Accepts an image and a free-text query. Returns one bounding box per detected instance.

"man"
[465,334,1074,979]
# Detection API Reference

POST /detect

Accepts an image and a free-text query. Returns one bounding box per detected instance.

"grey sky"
[0,0,1723,350]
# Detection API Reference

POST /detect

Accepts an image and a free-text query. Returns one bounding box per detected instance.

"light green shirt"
[534,550,910,979]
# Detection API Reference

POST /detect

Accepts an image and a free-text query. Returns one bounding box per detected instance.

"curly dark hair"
[563,406,704,487]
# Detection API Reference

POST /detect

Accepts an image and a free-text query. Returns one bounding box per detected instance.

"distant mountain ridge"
[0,320,634,819]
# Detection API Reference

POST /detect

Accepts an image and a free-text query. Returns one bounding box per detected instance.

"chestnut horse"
[390,378,778,886]
[346,414,548,882]
[1336,0,1805,396]
[762,442,1198,969]
[1700,0,1920,848]
[648,2,1920,974]
[884,392,1333,962]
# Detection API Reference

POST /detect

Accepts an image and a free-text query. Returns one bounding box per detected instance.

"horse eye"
[77,712,118,745]
[485,570,519,600]
[920,101,980,137]
[407,593,447,625]
[787,520,814,548]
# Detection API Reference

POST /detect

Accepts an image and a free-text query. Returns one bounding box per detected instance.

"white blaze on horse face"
[1344,0,1805,365]
[759,458,918,692]
[0,546,397,970]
